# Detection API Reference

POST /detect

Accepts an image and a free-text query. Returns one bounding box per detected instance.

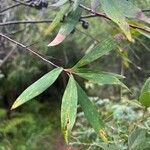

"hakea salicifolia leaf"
[48,7,82,46]
[76,82,108,143]
[11,68,63,109]
[73,68,128,90]
[114,0,150,24]
[61,75,108,143]
[139,77,150,108]
[61,75,78,143]
[73,37,117,68]
[99,0,150,41]
[44,4,70,36]
[100,0,132,42]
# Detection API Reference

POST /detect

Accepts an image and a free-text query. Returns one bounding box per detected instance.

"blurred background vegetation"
[0,0,150,149]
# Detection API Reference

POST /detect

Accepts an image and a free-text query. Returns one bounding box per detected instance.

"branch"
[0,16,95,26]
[0,33,60,68]
[2,2,148,33]
[12,0,31,7]
[0,3,21,13]
[0,0,32,14]
[129,24,150,33]
[0,20,53,26]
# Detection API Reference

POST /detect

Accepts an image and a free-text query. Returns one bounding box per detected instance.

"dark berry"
[42,1,48,8]
[82,21,89,29]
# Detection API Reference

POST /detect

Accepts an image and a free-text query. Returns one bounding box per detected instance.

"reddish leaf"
[48,7,82,46]
[48,33,66,46]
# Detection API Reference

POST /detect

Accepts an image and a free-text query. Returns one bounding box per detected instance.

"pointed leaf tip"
[11,99,20,110]
[11,68,63,109]
[61,75,78,142]
[48,7,82,47]
[48,33,66,46]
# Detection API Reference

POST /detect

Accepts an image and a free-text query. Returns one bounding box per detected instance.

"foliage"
[0,0,150,149]
[139,77,150,107]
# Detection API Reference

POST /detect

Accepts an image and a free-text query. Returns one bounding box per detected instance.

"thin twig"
[129,24,150,33]
[0,16,96,26]
[12,0,31,7]
[81,14,97,19]
[0,20,53,26]
[0,3,21,13]
[1,15,149,33]
[0,33,60,68]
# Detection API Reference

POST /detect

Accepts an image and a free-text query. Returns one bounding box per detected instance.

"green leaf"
[115,0,141,18]
[48,7,82,46]
[11,68,63,109]
[141,77,150,93]
[44,4,70,35]
[139,77,150,107]
[100,0,132,41]
[139,92,150,108]
[50,0,68,7]
[61,75,78,143]
[73,37,117,68]
[116,0,150,24]
[76,82,108,143]
[73,68,128,89]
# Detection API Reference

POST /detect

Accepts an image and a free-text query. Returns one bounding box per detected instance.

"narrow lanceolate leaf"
[11,68,63,109]
[61,75,78,143]
[76,82,108,143]
[116,0,150,24]
[73,37,117,68]
[50,0,68,7]
[100,0,132,41]
[44,4,70,35]
[139,77,150,107]
[73,68,128,89]
[48,7,82,46]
